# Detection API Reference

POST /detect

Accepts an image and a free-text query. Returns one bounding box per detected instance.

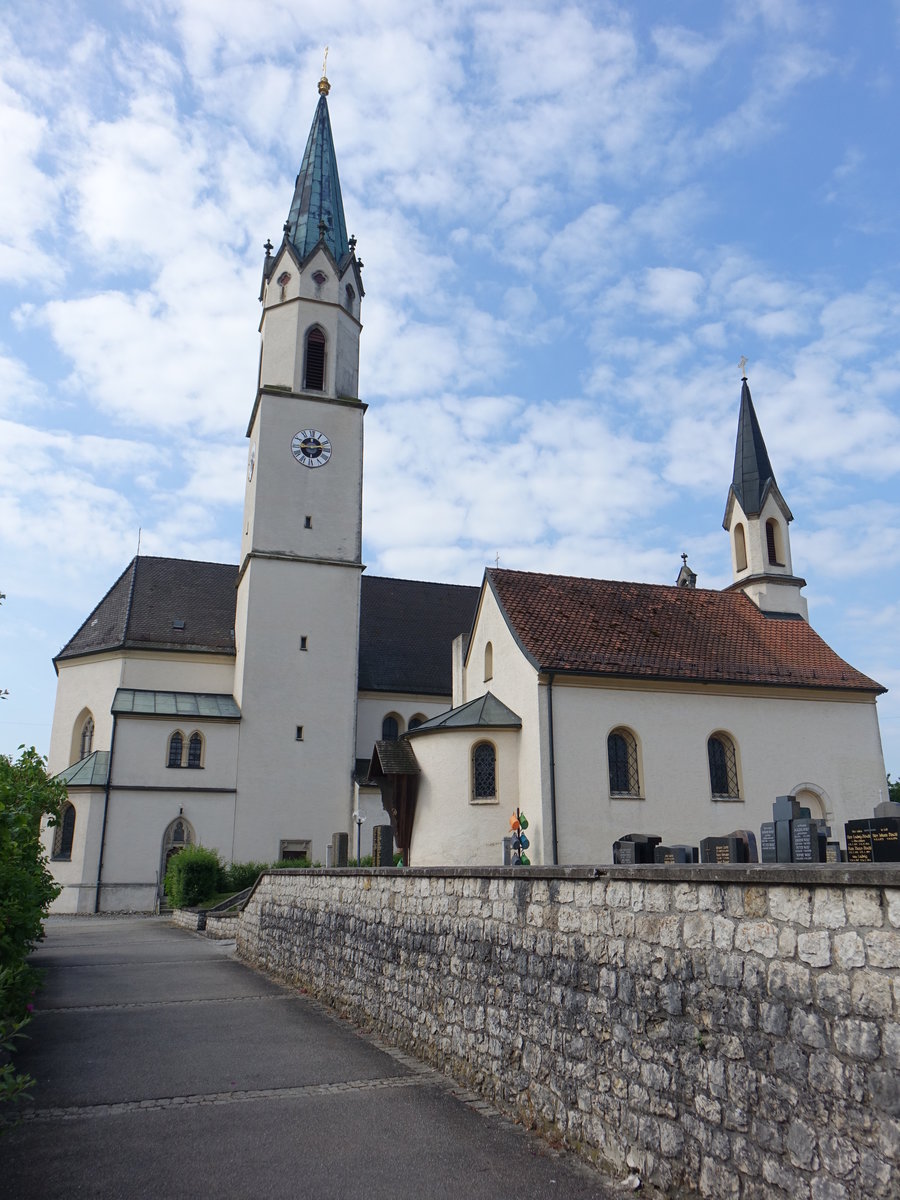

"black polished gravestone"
[790,818,826,864]
[653,844,699,864]
[845,802,900,863]
[762,795,812,863]
[700,835,748,865]
[612,833,662,865]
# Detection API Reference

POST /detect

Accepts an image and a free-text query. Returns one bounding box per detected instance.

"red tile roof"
[487,569,884,693]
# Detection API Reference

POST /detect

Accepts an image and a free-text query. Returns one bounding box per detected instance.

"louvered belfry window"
[305,327,326,390]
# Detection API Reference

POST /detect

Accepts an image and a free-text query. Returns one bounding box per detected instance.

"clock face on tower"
[291,429,332,468]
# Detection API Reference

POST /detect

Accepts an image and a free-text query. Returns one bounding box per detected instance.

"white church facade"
[44,75,888,911]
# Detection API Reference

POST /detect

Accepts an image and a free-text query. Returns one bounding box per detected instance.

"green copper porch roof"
[56,750,109,787]
[112,689,241,719]
[285,90,349,264]
[405,691,522,734]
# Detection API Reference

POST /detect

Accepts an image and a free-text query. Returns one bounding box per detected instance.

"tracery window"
[472,741,496,802]
[80,715,94,760]
[608,728,640,796]
[708,733,740,799]
[167,731,184,768]
[187,732,203,769]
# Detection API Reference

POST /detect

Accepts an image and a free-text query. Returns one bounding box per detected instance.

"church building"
[43,74,888,911]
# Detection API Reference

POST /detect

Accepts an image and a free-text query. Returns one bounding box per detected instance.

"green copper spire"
[284,75,349,265]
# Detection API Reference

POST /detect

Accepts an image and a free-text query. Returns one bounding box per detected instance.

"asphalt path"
[2,916,631,1199]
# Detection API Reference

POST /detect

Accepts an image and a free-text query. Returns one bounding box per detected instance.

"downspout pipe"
[94,713,118,914]
[547,672,559,866]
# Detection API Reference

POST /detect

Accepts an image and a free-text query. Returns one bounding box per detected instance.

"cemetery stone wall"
[236,866,899,1199]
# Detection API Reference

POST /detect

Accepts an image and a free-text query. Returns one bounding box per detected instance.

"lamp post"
[352,809,366,864]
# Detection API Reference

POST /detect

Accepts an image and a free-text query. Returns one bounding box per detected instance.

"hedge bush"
[164,845,221,907]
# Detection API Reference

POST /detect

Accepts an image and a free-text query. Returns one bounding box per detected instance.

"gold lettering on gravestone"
[715,842,730,864]
[846,825,873,862]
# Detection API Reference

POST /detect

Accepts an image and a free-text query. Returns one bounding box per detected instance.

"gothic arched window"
[608,728,640,796]
[187,732,203,769]
[53,803,76,860]
[80,715,94,760]
[734,523,748,573]
[472,742,496,801]
[766,519,783,566]
[167,731,184,768]
[381,714,400,742]
[304,327,326,390]
[408,714,426,730]
[708,733,740,799]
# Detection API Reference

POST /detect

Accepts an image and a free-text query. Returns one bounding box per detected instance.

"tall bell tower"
[233,70,366,862]
[722,367,808,620]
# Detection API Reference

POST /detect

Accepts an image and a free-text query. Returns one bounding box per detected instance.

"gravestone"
[653,844,699,864]
[700,835,748,865]
[845,803,900,863]
[612,833,661,865]
[761,796,817,863]
[728,829,759,863]
[825,841,841,863]
[372,824,393,867]
[331,831,349,867]
[791,818,825,864]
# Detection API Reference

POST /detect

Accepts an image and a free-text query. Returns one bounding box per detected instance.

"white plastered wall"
[49,652,237,774]
[550,678,887,864]
[409,726,521,866]
[356,692,450,757]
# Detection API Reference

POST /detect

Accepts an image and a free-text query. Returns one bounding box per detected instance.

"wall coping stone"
[255,862,898,888]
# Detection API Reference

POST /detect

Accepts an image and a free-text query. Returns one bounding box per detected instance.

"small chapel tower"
[722,368,808,619]
[232,68,366,862]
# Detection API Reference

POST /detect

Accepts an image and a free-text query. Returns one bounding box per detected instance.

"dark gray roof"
[357,575,479,695]
[728,377,783,519]
[55,557,238,665]
[112,689,241,719]
[369,739,420,777]
[56,558,479,699]
[406,691,522,734]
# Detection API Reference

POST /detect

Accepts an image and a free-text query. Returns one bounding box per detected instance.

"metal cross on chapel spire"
[738,355,748,380]
[318,46,330,95]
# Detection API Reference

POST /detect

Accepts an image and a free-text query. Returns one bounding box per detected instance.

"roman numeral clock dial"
[291,429,332,468]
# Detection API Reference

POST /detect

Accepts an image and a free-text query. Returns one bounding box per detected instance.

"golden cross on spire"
[318,46,331,95]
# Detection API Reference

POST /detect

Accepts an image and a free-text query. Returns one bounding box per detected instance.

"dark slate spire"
[284,76,349,265]
[730,376,776,517]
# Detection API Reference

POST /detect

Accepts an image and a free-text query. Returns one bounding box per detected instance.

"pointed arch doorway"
[160,816,195,903]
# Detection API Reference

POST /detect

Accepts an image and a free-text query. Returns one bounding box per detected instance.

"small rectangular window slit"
[304,516,312,529]
[299,636,308,651]
[295,725,304,741]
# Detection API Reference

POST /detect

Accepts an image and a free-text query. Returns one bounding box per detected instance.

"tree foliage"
[0,747,65,1116]
[888,774,900,804]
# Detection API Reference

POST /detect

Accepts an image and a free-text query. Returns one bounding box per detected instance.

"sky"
[1,0,899,786]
